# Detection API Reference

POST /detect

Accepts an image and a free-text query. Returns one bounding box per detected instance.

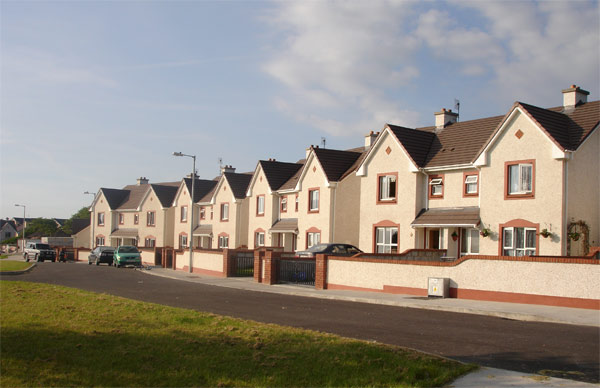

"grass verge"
[0,254,10,259]
[1,281,475,387]
[0,261,31,272]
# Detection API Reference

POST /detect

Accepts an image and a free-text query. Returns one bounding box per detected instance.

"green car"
[113,245,142,268]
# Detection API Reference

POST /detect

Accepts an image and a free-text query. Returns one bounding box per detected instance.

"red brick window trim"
[306,226,321,249]
[118,213,124,225]
[428,174,444,199]
[280,196,288,213]
[147,211,156,227]
[255,228,266,248]
[200,207,206,220]
[97,212,105,226]
[505,159,535,200]
[220,203,229,222]
[373,220,400,254]
[377,172,398,204]
[498,219,539,256]
[463,171,479,197]
[134,213,139,225]
[218,232,229,248]
[144,236,156,248]
[308,188,319,213]
[256,195,265,216]
[180,206,188,223]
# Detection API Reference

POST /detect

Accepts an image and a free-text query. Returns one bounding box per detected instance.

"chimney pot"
[434,108,459,130]
[562,85,589,111]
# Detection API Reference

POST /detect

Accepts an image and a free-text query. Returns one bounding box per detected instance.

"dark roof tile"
[259,160,304,191]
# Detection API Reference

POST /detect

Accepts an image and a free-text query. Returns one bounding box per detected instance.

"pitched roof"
[411,207,481,228]
[151,183,180,208]
[258,160,304,191]
[71,219,90,234]
[99,188,130,209]
[101,181,180,210]
[312,147,364,182]
[223,172,253,200]
[0,219,17,231]
[183,178,219,203]
[387,100,598,169]
[278,163,305,191]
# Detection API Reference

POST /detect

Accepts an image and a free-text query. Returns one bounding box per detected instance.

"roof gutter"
[422,163,474,173]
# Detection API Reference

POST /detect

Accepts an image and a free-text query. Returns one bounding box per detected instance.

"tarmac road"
[4,261,599,383]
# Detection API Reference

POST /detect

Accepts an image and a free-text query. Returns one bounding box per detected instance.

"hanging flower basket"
[540,229,552,238]
[569,232,580,241]
[451,231,458,241]
[480,228,490,238]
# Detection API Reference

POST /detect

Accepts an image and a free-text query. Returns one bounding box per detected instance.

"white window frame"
[503,227,536,256]
[218,235,229,248]
[180,234,188,249]
[98,213,105,226]
[460,228,480,255]
[118,214,124,224]
[256,232,265,247]
[378,175,397,201]
[280,196,287,212]
[180,206,188,222]
[429,178,443,196]
[295,195,299,212]
[309,190,319,211]
[375,227,398,253]
[96,236,105,246]
[465,175,478,194]
[134,214,139,225]
[257,196,265,215]
[147,211,155,226]
[307,232,320,248]
[145,238,155,248]
[508,163,533,195]
[221,203,229,221]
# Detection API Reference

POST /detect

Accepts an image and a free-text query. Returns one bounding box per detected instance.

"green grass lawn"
[0,261,31,272]
[0,281,476,387]
[0,254,10,259]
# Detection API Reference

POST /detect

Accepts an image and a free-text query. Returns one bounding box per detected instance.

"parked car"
[24,242,56,262]
[113,245,142,268]
[295,243,362,258]
[88,246,115,266]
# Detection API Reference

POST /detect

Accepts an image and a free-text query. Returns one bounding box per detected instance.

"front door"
[428,230,440,249]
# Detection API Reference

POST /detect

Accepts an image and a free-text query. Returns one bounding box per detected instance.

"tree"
[62,207,91,235]
[25,218,58,237]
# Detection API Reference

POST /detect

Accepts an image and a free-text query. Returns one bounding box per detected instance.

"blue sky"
[1,0,598,219]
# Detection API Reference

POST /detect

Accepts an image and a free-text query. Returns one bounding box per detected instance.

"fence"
[231,250,254,277]
[277,258,316,286]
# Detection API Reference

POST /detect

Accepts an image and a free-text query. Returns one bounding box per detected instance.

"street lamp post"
[84,192,96,249]
[173,152,196,273]
[14,204,26,252]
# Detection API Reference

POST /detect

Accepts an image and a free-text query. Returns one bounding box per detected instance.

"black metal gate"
[233,251,254,277]
[277,259,315,286]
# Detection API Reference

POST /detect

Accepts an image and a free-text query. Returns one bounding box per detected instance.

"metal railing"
[233,251,254,277]
[277,259,315,286]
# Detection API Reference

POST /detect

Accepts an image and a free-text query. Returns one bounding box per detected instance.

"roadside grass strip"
[0,281,475,387]
[0,254,10,259]
[0,261,32,272]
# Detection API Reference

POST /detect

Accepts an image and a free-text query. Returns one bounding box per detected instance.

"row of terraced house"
[87,85,600,309]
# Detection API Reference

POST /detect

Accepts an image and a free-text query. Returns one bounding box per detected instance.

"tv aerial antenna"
[454,99,461,122]
[321,137,326,148]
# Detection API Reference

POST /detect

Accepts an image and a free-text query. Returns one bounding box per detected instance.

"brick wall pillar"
[315,253,327,290]
[254,249,264,283]
[222,248,234,277]
[263,250,278,285]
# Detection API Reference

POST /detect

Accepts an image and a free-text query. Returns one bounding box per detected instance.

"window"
[98,213,105,226]
[503,227,536,256]
[375,227,398,253]
[200,207,206,220]
[507,162,534,196]
[218,235,229,248]
[147,211,155,226]
[295,194,299,212]
[180,206,188,222]
[96,236,105,246]
[144,237,155,248]
[220,203,229,221]
[210,207,214,220]
[134,214,139,225]
[429,175,444,198]
[307,232,320,248]
[118,214,124,225]
[464,173,479,196]
[255,232,265,247]
[179,234,188,249]
[256,196,265,216]
[378,174,397,202]
[280,196,287,213]
[308,189,319,212]
[460,228,480,255]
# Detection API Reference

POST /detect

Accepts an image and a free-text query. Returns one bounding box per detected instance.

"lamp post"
[173,152,196,273]
[14,204,26,252]
[84,191,96,249]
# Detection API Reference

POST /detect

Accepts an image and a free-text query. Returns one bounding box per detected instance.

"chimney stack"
[137,177,149,185]
[434,108,459,130]
[364,131,378,148]
[562,85,589,112]
[220,165,236,174]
